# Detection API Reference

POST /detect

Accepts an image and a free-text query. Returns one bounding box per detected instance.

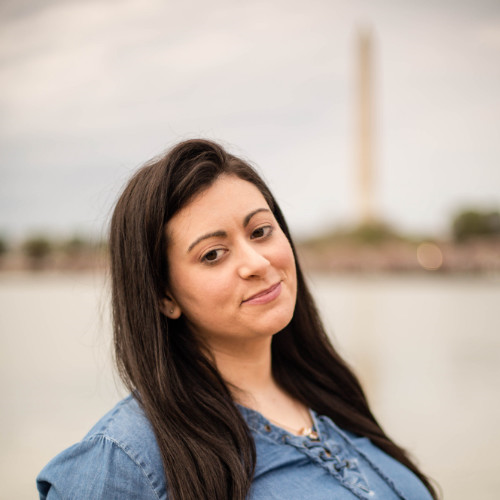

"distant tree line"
[0,207,499,267]
[300,207,500,248]
[0,233,108,269]
[452,209,500,242]
[19,235,107,259]
[0,236,7,256]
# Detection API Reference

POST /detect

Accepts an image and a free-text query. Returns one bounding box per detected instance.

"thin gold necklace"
[265,412,319,440]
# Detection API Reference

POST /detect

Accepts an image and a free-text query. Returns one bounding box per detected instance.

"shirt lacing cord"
[282,434,374,499]
[316,415,409,500]
[240,403,412,500]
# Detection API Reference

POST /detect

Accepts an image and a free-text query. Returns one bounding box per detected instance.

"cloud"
[0,0,499,238]
[475,19,500,48]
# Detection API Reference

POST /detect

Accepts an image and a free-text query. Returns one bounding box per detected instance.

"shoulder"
[84,394,160,462]
[37,395,167,500]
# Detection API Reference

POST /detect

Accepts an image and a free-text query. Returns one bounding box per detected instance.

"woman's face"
[164,174,297,349]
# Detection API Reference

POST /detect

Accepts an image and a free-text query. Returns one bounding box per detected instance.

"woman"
[37,139,437,499]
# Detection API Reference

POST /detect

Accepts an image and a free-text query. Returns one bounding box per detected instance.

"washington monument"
[356,27,376,225]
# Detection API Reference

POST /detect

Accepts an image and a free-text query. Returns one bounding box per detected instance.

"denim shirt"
[37,395,432,500]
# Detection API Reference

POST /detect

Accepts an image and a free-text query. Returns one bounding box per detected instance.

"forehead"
[167,175,270,241]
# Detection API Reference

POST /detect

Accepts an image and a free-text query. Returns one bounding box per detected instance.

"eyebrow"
[187,230,227,253]
[187,208,271,253]
[243,208,270,228]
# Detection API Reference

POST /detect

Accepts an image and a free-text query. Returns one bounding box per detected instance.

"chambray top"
[37,395,432,500]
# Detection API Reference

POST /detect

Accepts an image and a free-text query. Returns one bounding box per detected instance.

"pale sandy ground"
[1,272,499,499]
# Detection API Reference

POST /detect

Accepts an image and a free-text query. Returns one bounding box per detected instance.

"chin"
[261,307,295,337]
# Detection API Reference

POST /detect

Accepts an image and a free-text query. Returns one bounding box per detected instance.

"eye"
[201,248,226,264]
[251,225,273,240]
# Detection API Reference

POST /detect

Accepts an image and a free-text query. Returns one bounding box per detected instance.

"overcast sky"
[1,0,499,241]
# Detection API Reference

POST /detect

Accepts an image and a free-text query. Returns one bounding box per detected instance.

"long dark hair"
[109,139,437,500]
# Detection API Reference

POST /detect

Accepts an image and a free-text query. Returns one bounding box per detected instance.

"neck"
[208,336,277,406]
[207,336,313,435]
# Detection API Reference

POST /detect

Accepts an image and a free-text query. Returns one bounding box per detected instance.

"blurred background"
[1,0,499,498]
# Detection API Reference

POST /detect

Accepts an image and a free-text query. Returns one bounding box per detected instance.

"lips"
[242,281,282,305]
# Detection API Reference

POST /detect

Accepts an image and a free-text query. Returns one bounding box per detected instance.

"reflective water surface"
[1,272,499,499]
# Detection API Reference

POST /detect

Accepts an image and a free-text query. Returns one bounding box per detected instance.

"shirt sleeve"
[37,434,161,500]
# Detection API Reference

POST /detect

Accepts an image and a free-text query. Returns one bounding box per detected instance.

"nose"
[237,241,271,279]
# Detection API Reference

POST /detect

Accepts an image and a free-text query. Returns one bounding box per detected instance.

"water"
[1,272,499,499]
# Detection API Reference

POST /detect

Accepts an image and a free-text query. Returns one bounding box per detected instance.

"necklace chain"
[265,411,319,440]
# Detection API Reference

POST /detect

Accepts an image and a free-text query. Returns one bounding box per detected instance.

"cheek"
[173,268,233,312]
[276,240,297,301]
[273,238,296,274]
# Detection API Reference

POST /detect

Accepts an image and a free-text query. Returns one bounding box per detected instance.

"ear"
[159,294,182,319]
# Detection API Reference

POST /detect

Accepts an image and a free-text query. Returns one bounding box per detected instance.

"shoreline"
[0,238,499,275]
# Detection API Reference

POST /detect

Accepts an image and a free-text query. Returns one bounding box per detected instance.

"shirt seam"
[85,433,161,500]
